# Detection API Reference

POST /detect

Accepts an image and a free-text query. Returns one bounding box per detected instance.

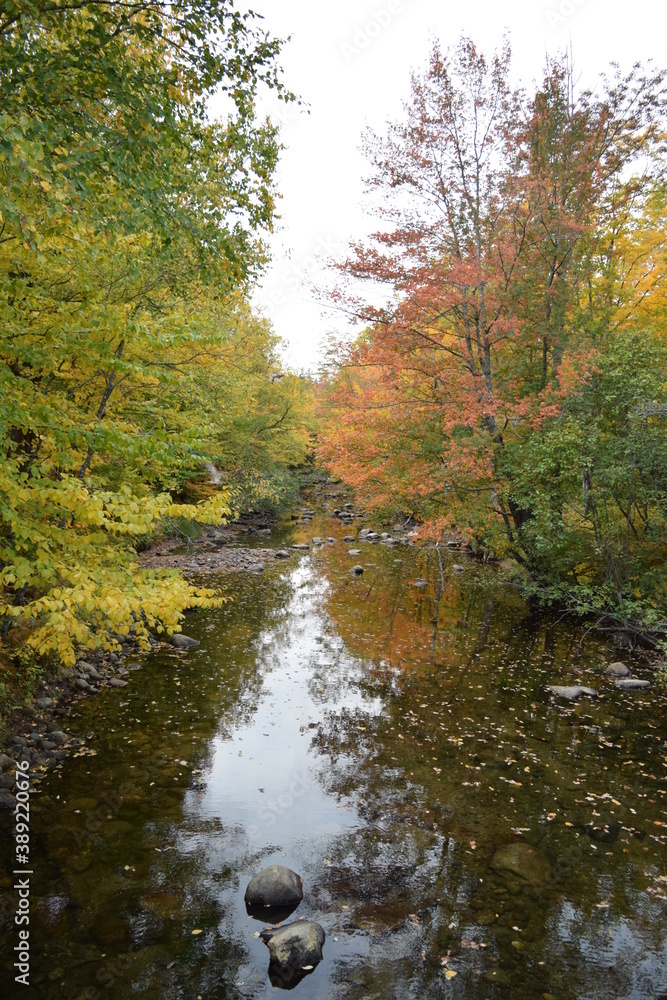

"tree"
[0,1,310,672]
[319,37,667,620]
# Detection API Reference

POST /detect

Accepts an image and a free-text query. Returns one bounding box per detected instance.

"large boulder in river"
[261,920,325,989]
[170,634,199,650]
[491,843,550,887]
[244,865,303,921]
[605,662,631,678]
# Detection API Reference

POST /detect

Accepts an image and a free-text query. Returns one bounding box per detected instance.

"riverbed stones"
[0,754,15,771]
[245,865,303,912]
[350,565,365,576]
[491,843,550,886]
[170,634,200,650]
[292,543,310,550]
[260,920,325,989]
[413,580,428,590]
[605,662,631,678]
[348,549,362,556]
[342,536,355,542]
[546,685,598,700]
[615,678,651,691]
[274,550,291,559]
[451,564,466,574]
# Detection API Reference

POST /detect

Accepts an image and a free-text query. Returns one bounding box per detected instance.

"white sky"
[233,0,666,373]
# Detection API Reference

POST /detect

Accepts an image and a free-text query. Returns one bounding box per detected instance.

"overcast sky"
[229,0,665,373]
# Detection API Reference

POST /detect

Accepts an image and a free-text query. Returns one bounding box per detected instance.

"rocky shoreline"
[0,633,156,810]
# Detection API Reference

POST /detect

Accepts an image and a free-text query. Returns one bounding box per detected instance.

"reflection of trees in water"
[310,549,667,998]
[0,573,296,1000]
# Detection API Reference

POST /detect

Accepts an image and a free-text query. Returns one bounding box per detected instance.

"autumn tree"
[319,38,667,621]
[0,1,312,673]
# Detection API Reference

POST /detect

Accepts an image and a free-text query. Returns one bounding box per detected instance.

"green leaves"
[0,1,313,670]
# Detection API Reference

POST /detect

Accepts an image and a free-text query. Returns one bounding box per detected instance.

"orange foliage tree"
[319,39,667,600]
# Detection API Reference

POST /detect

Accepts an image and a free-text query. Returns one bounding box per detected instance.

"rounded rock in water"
[244,864,303,915]
[261,919,325,989]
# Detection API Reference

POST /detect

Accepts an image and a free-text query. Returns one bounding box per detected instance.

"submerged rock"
[451,564,466,574]
[347,549,362,556]
[274,551,291,560]
[260,920,325,989]
[350,565,365,576]
[546,685,597,700]
[491,843,550,886]
[292,544,310,551]
[170,634,200,650]
[605,662,631,678]
[615,678,650,691]
[413,580,428,590]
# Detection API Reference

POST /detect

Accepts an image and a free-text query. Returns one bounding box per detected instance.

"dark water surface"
[2,507,666,999]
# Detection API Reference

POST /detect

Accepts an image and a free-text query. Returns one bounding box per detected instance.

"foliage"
[318,38,667,629]
[0,1,312,672]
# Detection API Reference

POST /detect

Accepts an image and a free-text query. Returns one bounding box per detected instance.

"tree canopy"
[319,39,667,632]
[0,0,313,675]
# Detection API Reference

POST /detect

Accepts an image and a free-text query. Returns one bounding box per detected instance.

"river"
[1,499,666,999]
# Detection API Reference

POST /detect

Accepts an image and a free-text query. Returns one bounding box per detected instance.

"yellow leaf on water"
[191,929,203,935]
[445,969,457,979]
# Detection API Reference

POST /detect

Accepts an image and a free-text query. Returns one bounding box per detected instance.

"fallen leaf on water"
[191,929,203,935]
[445,970,457,979]
[301,965,314,970]
[166,961,175,969]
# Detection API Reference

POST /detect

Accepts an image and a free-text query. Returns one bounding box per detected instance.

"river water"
[1,502,666,999]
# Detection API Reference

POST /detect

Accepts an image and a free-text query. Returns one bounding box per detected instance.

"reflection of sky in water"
[194,562,381,848]
[1,511,665,1000]
[552,901,667,996]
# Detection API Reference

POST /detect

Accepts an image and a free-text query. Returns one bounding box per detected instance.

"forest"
[0,0,313,696]
[1,4,667,709]
[318,39,667,645]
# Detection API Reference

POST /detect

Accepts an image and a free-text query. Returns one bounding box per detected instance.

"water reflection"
[0,509,665,1000]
